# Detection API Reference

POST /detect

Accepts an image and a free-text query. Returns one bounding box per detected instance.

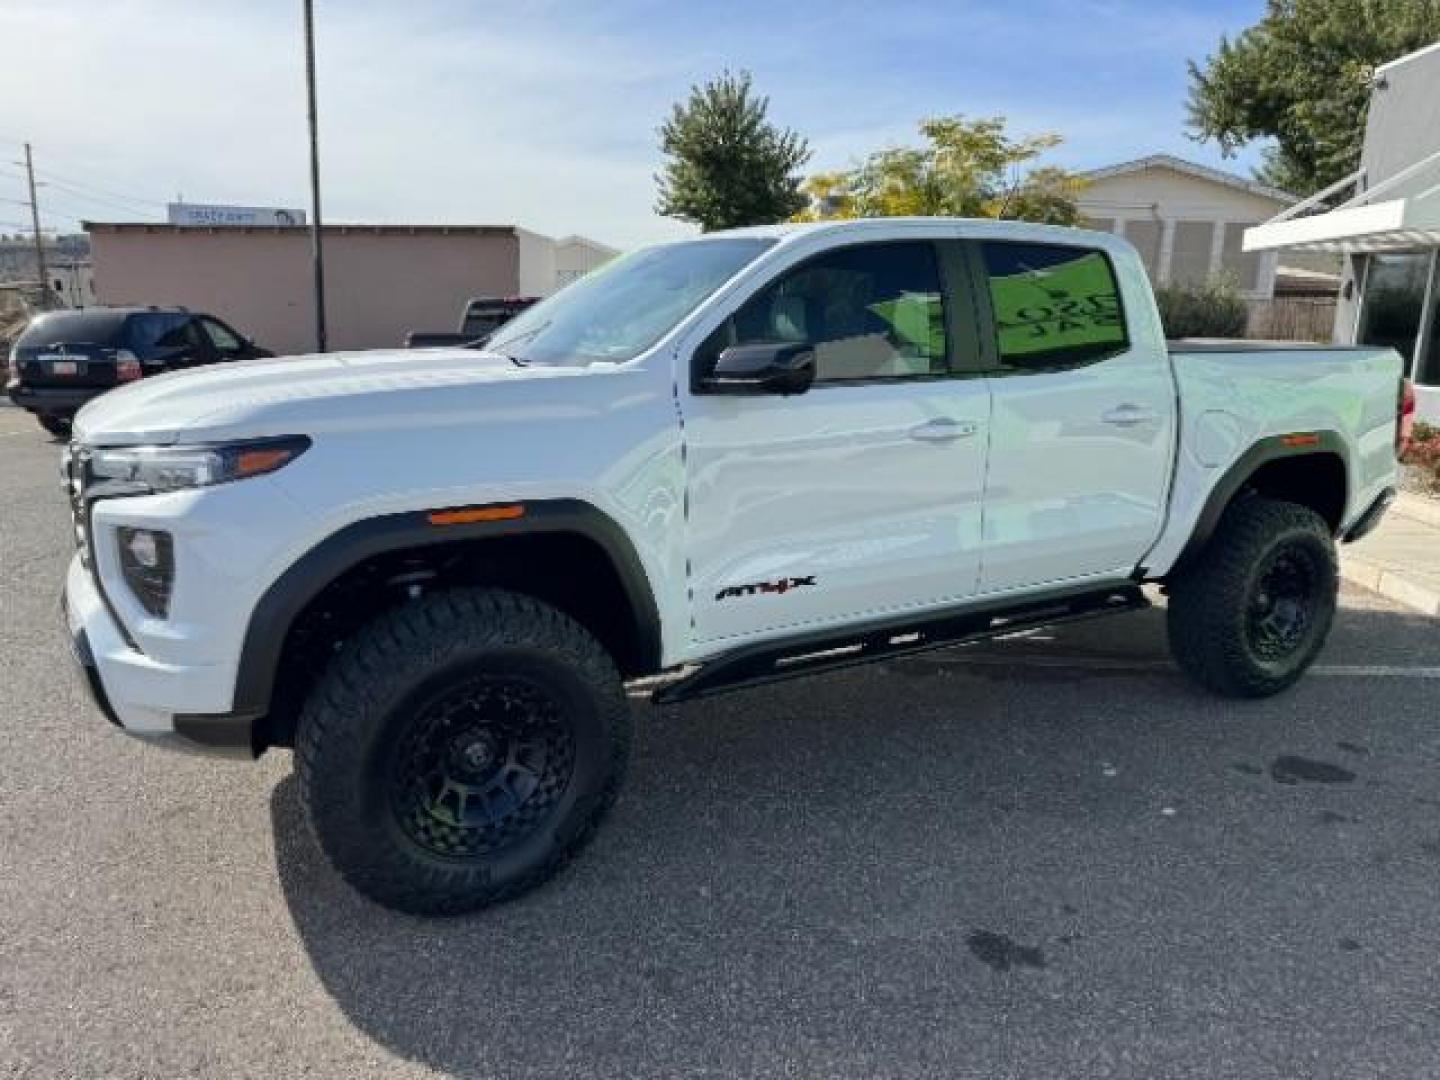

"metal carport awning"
[1244,152,1440,254]
[1244,198,1440,254]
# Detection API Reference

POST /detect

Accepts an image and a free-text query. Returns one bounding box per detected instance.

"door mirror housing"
[700,342,816,396]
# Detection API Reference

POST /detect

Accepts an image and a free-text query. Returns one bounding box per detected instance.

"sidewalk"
[1342,492,1440,616]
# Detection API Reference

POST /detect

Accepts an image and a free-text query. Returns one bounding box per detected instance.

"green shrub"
[1154,278,1249,340]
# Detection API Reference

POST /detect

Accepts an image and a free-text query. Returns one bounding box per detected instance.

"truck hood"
[73,348,607,445]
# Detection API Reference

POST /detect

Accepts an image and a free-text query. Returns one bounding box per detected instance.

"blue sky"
[0,0,1268,247]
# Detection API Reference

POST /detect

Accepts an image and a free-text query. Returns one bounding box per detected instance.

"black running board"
[652,584,1150,705]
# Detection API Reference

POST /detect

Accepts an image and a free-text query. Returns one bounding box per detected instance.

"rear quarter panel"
[1144,344,1402,575]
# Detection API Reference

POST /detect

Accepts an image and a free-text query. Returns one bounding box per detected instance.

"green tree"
[796,116,1084,225]
[655,71,811,231]
[1187,0,1440,195]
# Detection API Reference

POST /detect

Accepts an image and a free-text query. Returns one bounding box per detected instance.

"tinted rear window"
[18,311,129,347]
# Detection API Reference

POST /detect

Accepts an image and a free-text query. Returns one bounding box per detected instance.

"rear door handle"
[909,418,979,442]
[1102,404,1159,427]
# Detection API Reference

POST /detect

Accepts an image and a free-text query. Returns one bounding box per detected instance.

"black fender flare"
[230,498,662,718]
[1165,430,1350,575]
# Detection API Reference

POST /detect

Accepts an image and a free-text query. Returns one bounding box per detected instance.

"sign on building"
[167,203,306,228]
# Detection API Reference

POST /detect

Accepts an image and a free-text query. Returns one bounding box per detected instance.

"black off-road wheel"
[37,414,72,440]
[295,588,631,916]
[1167,496,1338,698]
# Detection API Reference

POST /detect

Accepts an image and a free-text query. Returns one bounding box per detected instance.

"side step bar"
[652,584,1150,705]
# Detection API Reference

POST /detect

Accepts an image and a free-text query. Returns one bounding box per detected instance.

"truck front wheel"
[295,588,631,916]
[1167,496,1338,698]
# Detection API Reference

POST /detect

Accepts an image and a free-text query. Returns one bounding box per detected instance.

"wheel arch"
[1165,432,1350,577]
[234,499,662,748]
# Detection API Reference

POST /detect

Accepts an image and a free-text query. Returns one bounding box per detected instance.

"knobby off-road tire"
[295,588,631,916]
[1167,496,1338,698]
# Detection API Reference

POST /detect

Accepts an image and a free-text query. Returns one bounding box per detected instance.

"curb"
[1340,553,1440,617]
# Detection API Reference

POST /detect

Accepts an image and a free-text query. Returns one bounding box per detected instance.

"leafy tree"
[1187,0,1440,195]
[655,71,811,231]
[795,116,1084,225]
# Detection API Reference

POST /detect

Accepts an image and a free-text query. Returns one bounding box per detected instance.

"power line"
[36,172,166,211]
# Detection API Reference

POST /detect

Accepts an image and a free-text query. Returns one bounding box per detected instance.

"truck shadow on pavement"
[270,602,1440,1077]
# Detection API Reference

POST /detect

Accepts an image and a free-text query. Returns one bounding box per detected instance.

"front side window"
[484,238,775,365]
[702,242,948,383]
[202,317,243,353]
[981,242,1128,370]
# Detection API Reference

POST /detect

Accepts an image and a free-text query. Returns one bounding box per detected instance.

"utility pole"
[23,143,50,309]
[302,0,328,352]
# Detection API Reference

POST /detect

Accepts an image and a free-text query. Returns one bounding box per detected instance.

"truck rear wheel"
[295,587,631,916]
[1167,496,1338,698]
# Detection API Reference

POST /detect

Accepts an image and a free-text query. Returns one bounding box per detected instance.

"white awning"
[1244,197,1440,254]
[1244,151,1440,255]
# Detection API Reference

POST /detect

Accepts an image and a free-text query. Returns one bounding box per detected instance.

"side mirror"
[700,342,816,396]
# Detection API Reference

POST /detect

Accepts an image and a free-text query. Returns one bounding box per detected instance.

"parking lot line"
[912,653,1440,678]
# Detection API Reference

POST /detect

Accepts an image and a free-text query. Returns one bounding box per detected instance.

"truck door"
[969,239,1176,594]
[681,238,993,647]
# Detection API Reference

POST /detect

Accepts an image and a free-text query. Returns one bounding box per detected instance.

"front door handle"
[909,418,979,442]
[1102,404,1159,427]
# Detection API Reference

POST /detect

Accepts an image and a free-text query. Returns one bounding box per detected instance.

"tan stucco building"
[86,223,615,356]
[1078,154,1302,299]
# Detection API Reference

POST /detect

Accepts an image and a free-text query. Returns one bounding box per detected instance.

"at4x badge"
[715,575,816,601]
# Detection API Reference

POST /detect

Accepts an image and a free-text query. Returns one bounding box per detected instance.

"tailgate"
[15,343,120,389]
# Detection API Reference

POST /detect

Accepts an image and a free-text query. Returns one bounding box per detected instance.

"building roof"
[1375,39,1440,76]
[1080,154,1299,205]
[83,222,517,237]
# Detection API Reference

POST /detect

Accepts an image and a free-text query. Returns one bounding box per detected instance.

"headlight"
[89,435,310,493]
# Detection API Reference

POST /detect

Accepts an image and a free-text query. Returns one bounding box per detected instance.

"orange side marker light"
[428,504,526,526]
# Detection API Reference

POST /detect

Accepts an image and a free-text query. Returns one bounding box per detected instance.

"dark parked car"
[5,306,272,437]
[404,295,539,348]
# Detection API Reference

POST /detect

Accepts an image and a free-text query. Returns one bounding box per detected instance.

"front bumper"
[62,554,259,758]
[9,384,100,416]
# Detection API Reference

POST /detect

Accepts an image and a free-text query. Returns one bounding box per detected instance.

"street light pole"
[302,0,328,352]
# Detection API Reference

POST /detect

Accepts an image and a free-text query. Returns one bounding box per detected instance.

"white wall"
[555,236,619,288]
[516,228,559,297]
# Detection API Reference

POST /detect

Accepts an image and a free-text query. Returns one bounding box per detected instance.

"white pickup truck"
[60,219,1408,915]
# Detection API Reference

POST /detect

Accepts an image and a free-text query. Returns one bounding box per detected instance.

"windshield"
[483,237,776,364]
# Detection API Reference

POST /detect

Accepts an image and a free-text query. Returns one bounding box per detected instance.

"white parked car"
[61,218,1407,915]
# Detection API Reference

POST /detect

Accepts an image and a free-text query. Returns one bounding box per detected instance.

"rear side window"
[17,311,127,347]
[126,314,193,356]
[980,242,1128,370]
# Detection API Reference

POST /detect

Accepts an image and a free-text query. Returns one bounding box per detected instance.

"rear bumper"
[62,554,259,758]
[8,384,101,416]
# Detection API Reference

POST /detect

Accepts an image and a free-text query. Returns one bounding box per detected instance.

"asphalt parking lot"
[3,402,1440,1079]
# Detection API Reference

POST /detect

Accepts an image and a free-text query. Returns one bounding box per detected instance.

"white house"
[1078,154,1299,299]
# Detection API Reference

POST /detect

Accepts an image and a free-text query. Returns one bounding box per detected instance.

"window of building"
[980,242,1128,369]
[1121,220,1162,280]
[1168,221,1217,287]
[1420,258,1440,387]
[1220,222,1264,293]
[1357,252,1433,377]
[709,242,948,383]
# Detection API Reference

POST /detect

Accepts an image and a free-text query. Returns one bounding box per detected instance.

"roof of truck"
[713,216,1118,241]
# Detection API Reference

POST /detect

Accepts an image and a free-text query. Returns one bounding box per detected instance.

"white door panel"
[980,355,1174,590]
[687,381,990,644]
